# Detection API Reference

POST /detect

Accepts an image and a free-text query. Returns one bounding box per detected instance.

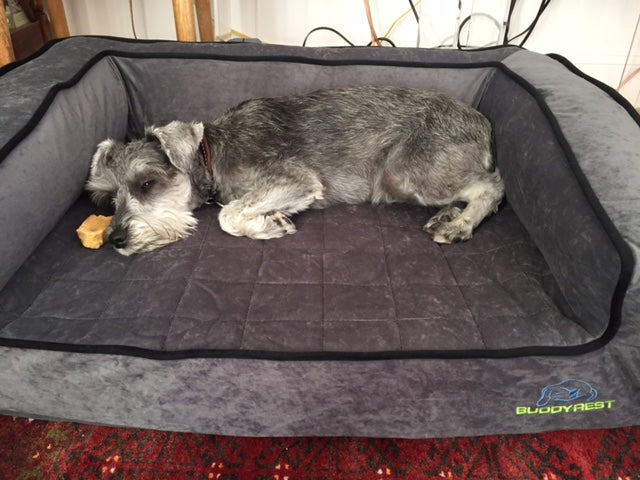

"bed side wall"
[479,69,621,336]
[112,57,494,137]
[0,59,128,290]
[501,51,640,343]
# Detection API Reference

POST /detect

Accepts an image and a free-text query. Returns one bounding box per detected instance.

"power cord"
[455,0,551,50]
[502,0,517,45]
[384,0,422,39]
[302,27,355,47]
[129,0,138,39]
[302,26,397,48]
[303,0,423,48]
[364,0,382,46]
[456,13,503,49]
[368,37,397,47]
[407,0,419,23]
[505,0,552,46]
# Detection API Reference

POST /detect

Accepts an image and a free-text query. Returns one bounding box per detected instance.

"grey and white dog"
[87,86,504,255]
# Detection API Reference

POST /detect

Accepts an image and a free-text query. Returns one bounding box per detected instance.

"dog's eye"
[140,180,155,191]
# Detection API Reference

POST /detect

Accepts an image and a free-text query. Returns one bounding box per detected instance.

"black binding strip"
[495,64,634,358]
[0,38,63,77]
[0,52,505,165]
[0,36,204,78]
[0,335,629,361]
[0,45,634,361]
[547,52,640,126]
[0,38,523,165]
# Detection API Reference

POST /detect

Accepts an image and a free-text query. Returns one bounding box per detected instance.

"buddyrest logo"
[516,379,615,415]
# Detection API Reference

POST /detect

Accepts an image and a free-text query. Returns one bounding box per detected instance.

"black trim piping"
[0,36,227,78]
[547,52,640,127]
[0,53,510,165]
[0,38,521,165]
[0,45,634,361]
[0,38,62,77]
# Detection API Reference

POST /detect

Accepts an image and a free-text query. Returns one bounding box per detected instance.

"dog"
[87,86,505,255]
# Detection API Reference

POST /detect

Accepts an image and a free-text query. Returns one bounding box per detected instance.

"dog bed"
[0,37,638,438]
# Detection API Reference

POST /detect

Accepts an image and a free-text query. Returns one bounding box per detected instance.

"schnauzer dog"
[87,86,504,255]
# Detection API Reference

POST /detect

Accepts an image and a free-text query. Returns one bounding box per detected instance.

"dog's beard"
[114,210,198,255]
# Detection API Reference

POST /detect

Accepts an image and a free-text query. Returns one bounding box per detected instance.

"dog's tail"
[483,127,498,173]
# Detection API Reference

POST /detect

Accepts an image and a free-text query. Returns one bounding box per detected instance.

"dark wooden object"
[6,0,53,61]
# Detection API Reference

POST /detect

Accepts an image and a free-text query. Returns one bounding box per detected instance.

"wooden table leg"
[0,4,16,66]
[172,0,197,42]
[46,0,70,38]
[195,0,214,42]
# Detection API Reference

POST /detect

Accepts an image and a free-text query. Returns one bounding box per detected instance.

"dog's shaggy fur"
[87,86,504,255]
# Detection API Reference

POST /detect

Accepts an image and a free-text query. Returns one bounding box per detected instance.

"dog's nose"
[108,228,128,249]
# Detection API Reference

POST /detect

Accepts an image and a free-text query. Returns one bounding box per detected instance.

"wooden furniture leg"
[1,4,16,66]
[195,0,214,42]
[172,0,196,42]
[46,0,69,37]
[173,0,213,42]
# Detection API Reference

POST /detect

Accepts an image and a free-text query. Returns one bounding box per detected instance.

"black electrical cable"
[367,37,397,47]
[456,15,473,50]
[516,0,551,46]
[456,13,503,50]
[506,0,552,47]
[407,0,419,23]
[302,28,396,48]
[302,27,356,47]
[502,0,518,45]
[302,0,419,48]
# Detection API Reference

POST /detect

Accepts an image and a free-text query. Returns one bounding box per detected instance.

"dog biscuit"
[77,215,112,249]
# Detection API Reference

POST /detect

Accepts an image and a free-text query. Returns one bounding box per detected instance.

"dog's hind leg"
[218,171,324,239]
[424,201,467,235]
[426,174,504,244]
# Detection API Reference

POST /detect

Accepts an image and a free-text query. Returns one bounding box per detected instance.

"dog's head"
[86,121,205,255]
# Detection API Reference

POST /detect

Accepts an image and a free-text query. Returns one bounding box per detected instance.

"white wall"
[214,0,421,47]
[62,0,176,40]
[60,0,640,106]
[419,0,640,92]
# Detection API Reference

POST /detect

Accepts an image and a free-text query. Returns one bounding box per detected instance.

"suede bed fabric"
[0,193,591,354]
[502,51,640,348]
[0,38,638,438]
[0,346,637,438]
[0,59,128,291]
[478,68,620,336]
[113,58,493,138]
[1,50,607,355]
[0,38,520,154]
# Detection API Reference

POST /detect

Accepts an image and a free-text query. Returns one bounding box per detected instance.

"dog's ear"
[87,138,123,207]
[89,139,120,176]
[145,121,204,173]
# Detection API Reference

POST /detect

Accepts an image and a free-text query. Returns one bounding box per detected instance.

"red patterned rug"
[1,416,638,479]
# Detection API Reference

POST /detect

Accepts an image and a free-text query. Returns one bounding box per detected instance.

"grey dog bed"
[0,37,638,438]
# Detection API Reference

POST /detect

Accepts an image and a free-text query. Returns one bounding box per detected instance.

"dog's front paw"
[243,212,297,239]
[219,205,298,239]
